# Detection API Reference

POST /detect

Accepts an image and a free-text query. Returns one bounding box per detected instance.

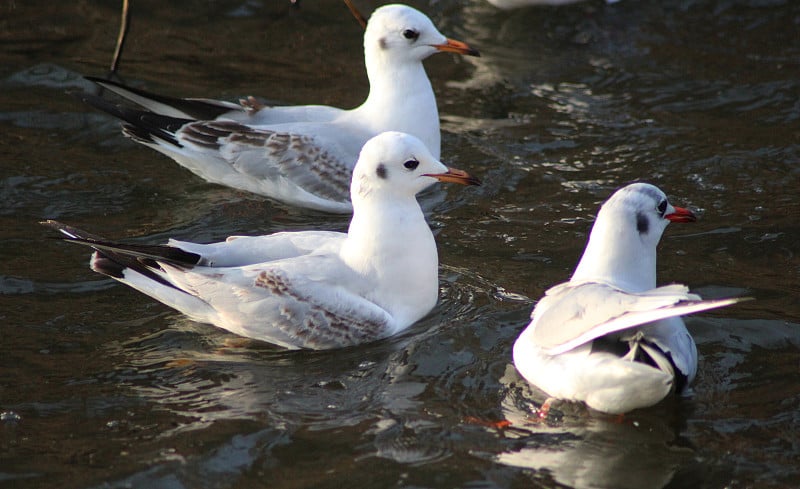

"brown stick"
[343,0,368,30]
[109,0,131,77]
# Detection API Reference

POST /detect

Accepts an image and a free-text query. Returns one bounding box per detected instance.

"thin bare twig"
[343,0,368,30]
[109,0,130,78]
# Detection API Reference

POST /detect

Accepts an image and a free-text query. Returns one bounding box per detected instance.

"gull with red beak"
[43,132,480,350]
[513,183,747,414]
[81,4,479,213]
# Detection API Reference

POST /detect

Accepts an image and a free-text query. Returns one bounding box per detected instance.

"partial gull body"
[513,183,747,414]
[82,4,479,213]
[44,132,480,349]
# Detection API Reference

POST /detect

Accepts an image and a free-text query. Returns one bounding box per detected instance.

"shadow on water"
[1,0,799,488]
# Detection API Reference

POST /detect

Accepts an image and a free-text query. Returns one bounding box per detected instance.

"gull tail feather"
[85,76,240,120]
[76,90,191,147]
[41,220,201,289]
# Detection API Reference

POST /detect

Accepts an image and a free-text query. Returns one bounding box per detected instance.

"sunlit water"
[1,1,798,488]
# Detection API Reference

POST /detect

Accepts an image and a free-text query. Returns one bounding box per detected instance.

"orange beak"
[423,167,481,186]
[665,206,697,223]
[433,38,480,57]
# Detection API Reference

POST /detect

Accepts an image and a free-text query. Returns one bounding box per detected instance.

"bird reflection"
[495,364,694,489]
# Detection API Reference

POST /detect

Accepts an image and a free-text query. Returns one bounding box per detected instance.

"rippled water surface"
[1,1,798,488]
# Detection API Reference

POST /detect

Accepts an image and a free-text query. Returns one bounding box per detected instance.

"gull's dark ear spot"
[636,211,649,234]
[376,164,387,179]
[379,37,387,50]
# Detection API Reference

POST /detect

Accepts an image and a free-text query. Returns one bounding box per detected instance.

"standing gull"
[43,132,480,350]
[81,4,479,213]
[513,183,747,414]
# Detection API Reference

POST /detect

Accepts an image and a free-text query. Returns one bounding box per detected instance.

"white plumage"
[45,132,480,349]
[513,183,747,414]
[82,4,479,213]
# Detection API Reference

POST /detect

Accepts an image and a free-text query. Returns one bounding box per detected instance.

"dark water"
[1,0,798,488]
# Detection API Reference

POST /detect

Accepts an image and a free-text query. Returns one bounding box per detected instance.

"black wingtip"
[84,75,125,89]
[42,220,202,290]
[90,251,126,279]
[76,90,187,147]
[41,219,105,241]
[41,220,202,265]
[42,219,136,280]
[83,76,239,121]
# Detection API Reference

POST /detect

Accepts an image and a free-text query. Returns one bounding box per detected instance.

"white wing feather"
[168,231,345,268]
[176,120,364,203]
[531,282,748,355]
[160,255,396,349]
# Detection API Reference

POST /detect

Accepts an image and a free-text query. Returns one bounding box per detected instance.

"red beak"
[666,206,697,223]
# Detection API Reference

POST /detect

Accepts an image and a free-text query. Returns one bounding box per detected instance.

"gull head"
[571,183,697,291]
[599,182,696,248]
[364,4,479,65]
[351,131,480,202]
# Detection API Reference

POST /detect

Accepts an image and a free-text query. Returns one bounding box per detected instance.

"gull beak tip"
[424,167,481,186]
[666,206,697,223]
[435,38,480,57]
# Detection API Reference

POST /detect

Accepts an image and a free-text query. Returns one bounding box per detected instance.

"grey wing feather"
[531,282,746,355]
[169,231,345,268]
[248,268,395,349]
[178,121,353,203]
[164,258,395,349]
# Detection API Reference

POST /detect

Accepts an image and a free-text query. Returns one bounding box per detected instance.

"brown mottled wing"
[178,120,355,203]
[165,255,395,349]
[249,267,394,349]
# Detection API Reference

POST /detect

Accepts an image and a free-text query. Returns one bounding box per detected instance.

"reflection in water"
[88,428,290,489]
[95,310,454,474]
[495,365,692,489]
[4,63,92,90]
[105,319,400,427]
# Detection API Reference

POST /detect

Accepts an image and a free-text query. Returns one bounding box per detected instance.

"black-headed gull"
[513,183,747,414]
[43,132,480,350]
[81,4,479,213]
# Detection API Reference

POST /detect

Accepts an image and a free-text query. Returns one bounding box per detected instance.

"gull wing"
[86,76,241,120]
[161,255,396,350]
[176,120,357,204]
[531,282,747,356]
[86,76,344,124]
[77,93,358,209]
[169,231,345,268]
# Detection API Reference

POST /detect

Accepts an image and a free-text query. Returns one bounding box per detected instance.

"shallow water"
[1,0,798,488]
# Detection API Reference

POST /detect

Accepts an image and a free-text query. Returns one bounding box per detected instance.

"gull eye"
[657,199,668,216]
[403,159,419,170]
[403,29,419,41]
